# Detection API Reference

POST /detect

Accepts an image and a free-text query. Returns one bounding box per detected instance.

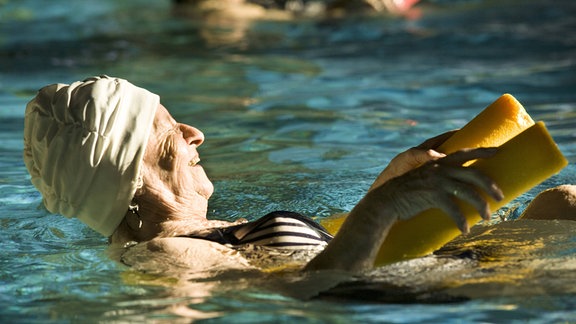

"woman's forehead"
[153,104,177,133]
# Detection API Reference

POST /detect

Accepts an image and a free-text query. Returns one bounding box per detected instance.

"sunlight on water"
[1,0,576,322]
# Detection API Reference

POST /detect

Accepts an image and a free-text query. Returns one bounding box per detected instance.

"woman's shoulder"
[116,237,256,276]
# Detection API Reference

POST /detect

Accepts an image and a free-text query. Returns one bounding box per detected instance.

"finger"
[406,148,446,166]
[441,166,504,202]
[439,147,498,166]
[417,130,459,150]
[449,182,493,221]
[375,148,446,188]
[435,194,470,234]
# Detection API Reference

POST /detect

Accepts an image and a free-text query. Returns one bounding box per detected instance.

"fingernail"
[492,185,504,201]
[461,222,470,234]
[482,206,492,221]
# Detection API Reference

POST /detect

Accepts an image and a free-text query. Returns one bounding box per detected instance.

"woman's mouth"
[188,156,201,166]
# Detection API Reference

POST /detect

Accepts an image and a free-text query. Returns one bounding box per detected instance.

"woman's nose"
[180,123,205,146]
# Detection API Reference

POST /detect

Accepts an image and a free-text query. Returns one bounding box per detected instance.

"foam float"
[320,94,568,266]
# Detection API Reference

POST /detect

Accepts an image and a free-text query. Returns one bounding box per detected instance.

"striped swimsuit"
[180,211,333,248]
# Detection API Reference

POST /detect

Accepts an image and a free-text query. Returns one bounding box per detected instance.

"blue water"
[1,0,576,322]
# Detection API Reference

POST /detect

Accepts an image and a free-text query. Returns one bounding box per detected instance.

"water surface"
[1,0,575,322]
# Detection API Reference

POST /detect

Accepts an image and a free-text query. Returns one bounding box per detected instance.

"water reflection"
[94,218,576,321]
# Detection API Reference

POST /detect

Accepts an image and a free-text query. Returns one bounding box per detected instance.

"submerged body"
[116,217,576,304]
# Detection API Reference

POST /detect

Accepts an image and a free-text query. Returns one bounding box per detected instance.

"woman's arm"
[305,147,503,273]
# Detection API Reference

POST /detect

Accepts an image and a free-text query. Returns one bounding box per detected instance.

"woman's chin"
[194,165,215,198]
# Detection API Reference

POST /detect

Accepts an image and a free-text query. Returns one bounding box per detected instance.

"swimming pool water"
[1,0,576,322]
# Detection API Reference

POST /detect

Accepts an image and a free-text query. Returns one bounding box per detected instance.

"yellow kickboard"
[319,94,568,266]
[374,121,568,266]
[320,94,536,235]
[319,213,347,236]
[437,94,535,154]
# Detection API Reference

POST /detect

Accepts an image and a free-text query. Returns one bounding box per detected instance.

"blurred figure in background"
[171,0,421,18]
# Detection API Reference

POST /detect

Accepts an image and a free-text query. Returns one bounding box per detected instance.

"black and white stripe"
[180,211,333,248]
[229,212,333,247]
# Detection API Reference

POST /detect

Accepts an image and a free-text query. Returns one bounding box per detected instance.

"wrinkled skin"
[305,146,503,272]
[369,130,456,190]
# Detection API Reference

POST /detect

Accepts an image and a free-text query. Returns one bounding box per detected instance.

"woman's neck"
[109,213,239,246]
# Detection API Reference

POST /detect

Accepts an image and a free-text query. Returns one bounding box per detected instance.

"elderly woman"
[23,76,574,274]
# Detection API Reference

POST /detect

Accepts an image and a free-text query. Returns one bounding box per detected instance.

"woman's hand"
[369,130,457,191]
[305,146,503,273]
[370,147,504,234]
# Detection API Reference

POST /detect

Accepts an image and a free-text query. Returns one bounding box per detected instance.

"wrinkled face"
[139,104,213,220]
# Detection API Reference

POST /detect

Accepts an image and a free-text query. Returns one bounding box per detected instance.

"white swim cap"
[23,76,159,236]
